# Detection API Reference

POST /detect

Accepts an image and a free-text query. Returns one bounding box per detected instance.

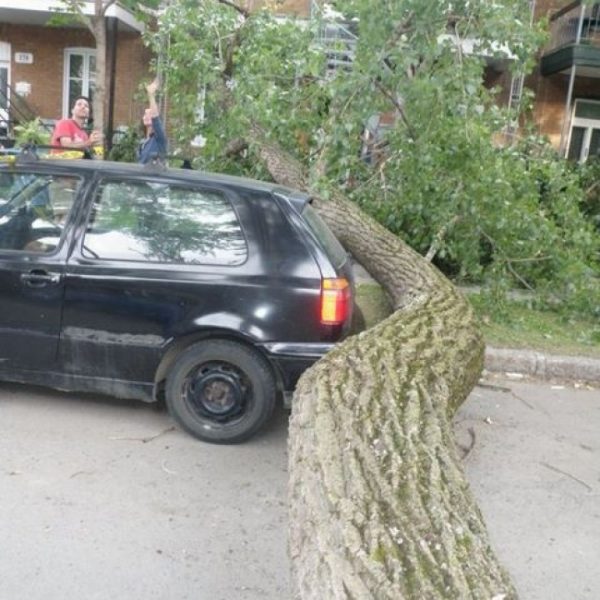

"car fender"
[154,314,277,392]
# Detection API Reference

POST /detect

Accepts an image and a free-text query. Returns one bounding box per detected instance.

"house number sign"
[15,53,33,64]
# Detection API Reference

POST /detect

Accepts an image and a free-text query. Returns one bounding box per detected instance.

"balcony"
[541,1,600,77]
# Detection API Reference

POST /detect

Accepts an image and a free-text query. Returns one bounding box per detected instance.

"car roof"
[0,155,285,192]
[0,155,312,211]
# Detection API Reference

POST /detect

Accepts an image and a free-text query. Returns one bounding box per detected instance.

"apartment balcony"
[541,1,600,77]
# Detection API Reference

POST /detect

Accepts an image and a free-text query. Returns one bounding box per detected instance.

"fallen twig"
[69,470,95,479]
[457,426,477,460]
[109,426,176,444]
[476,382,512,393]
[540,461,593,492]
[477,381,536,410]
[161,460,178,475]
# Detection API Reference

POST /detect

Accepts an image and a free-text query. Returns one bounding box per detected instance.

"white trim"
[567,99,600,162]
[106,4,143,32]
[0,1,144,33]
[0,41,10,129]
[0,39,10,61]
[572,98,600,122]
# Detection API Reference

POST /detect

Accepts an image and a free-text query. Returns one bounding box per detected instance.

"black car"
[0,151,353,443]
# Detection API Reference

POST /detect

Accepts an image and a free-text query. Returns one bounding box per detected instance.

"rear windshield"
[301,203,348,268]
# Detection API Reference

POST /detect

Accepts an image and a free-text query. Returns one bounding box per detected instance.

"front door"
[0,169,81,369]
[60,176,249,383]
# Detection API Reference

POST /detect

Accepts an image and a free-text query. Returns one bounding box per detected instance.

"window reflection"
[83,180,248,265]
[0,172,79,253]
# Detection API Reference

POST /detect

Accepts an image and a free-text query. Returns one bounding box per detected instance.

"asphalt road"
[0,384,290,600]
[1,375,598,600]
[456,374,600,600]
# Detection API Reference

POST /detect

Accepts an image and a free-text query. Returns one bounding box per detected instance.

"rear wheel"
[165,340,276,444]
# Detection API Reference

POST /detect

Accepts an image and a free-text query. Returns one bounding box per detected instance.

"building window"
[0,41,10,137]
[567,99,600,162]
[62,48,96,119]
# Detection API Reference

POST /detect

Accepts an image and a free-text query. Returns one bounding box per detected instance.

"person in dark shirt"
[137,78,168,164]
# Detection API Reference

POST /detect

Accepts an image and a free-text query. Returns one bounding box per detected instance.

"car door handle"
[20,270,62,286]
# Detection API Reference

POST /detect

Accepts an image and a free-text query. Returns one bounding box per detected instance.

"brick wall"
[0,23,150,130]
[490,0,600,150]
[533,0,565,20]
[526,0,571,146]
[111,33,153,127]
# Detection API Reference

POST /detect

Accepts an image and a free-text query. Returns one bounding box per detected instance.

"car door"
[0,169,81,368]
[60,175,254,385]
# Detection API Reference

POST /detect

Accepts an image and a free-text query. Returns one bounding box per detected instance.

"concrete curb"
[484,347,600,383]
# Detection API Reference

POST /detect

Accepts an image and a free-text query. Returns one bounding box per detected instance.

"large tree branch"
[217,0,250,18]
[249,123,308,190]
[247,132,516,599]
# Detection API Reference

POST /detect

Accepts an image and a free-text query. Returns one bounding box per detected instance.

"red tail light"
[320,277,351,325]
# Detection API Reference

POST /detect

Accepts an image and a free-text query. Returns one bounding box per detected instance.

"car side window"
[0,171,79,253]
[82,179,248,265]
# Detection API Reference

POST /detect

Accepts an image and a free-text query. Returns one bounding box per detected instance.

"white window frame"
[566,99,600,162]
[62,47,96,118]
[0,41,11,126]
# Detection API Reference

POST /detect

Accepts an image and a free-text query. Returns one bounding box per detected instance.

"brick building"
[0,1,150,144]
[529,0,600,160]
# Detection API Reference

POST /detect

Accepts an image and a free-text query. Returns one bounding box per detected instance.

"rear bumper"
[260,342,335,402]
[262,342,336,358]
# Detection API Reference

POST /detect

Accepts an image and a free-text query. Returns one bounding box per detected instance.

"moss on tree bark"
[251,132,517,600]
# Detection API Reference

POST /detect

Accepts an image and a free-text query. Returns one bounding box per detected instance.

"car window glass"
[0,171,80,253]
[82,179,248,265]
[301,203,347,268]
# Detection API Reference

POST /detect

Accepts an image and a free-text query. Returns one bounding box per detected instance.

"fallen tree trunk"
[251,133,516,599]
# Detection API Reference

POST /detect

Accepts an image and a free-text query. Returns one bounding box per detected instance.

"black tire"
[165,340,276,444]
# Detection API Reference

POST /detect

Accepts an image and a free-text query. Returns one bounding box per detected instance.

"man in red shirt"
[51,96,103,154]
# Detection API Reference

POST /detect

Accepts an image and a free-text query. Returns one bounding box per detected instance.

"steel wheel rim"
[182,361,251,424]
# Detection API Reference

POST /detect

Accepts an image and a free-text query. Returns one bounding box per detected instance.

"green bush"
[13,118,51,147]
[108,127,141,163]
[352,130,600,318]
[574,158,600,231]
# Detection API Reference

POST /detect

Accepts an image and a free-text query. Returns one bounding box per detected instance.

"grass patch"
[468,293,600,359]
[353,282,600,358]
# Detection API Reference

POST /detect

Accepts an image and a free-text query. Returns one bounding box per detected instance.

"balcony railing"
[546,1,600,52]
[0,82,53,142]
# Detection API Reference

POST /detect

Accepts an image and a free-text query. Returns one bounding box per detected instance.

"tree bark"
[250,133,517,599]
[91,9,107,136]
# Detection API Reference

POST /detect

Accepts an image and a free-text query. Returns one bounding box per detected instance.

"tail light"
[320,277,351,325]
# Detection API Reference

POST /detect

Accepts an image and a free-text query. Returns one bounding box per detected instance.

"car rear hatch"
[273,189,354,337]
